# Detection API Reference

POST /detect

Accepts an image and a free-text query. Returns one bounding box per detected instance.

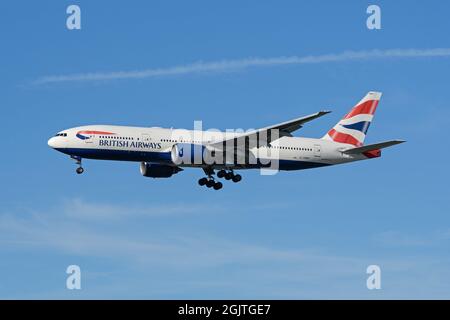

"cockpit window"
[54,133,67,137]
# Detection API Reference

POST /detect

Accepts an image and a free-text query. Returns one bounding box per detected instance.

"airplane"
[47,91,405,190]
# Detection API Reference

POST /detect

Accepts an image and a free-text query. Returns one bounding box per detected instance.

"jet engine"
[140,162,182,178]
[171,143,212,165]
[170,142,254,166]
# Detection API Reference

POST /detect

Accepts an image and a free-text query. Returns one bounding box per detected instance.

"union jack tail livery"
[322,91,382,146]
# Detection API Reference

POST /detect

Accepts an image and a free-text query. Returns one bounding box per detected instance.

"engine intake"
[171,143,211,165]
[140,162,182,178]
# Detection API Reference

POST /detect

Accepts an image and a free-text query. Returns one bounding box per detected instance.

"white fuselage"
[48,125,369,171]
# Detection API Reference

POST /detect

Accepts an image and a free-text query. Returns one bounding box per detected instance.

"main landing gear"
[198,167,222,190]
[71,156,84,175]
[217,170,242,183]
[198,168,242,190]
[198,177,223,190]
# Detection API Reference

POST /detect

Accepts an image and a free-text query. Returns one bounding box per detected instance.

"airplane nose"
[48,137,57,148]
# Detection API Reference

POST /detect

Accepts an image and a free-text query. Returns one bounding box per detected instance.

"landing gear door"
[313,144,321,158]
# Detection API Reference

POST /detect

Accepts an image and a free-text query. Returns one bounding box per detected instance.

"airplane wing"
[209,110,331,149]
[256,110,332,136]
[342,140,406,154]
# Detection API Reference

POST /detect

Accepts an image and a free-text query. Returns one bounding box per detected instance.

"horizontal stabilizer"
[342,140,406,154]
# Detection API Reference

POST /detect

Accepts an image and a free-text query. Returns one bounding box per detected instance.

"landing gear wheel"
[213,182,223,190]
[217,170,226,178]
[198,177,208,186]
[76,167,84,174]
[225,172,233,180]
[232,174,242,183]
[206,179,215,188]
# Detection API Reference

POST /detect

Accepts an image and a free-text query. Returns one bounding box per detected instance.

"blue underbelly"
[55,148,171,162]
[56,148,330,170]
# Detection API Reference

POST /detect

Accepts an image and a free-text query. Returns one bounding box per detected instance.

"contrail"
[34,48,450,84]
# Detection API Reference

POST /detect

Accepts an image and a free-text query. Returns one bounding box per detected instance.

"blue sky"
[1,0,450,299]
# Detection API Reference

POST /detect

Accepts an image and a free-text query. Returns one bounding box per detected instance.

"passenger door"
[313,144,321,158]
[141,133,151,142]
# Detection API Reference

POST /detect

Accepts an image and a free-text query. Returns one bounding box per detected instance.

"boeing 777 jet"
[48,92,404,190]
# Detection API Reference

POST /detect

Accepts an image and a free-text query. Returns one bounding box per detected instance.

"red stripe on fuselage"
[344,100,379,119]
[77,131,115,135]
[327,129,362,146]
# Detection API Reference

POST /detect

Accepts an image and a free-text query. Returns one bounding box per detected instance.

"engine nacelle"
[171,143,211,165]
[140,162,182,178]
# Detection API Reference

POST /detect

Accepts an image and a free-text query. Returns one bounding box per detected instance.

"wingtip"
[391,139,406,145]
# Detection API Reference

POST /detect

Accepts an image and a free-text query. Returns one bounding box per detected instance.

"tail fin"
[322,91,382,146]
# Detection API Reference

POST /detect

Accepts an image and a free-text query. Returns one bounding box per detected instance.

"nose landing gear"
[71,156,84,175]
